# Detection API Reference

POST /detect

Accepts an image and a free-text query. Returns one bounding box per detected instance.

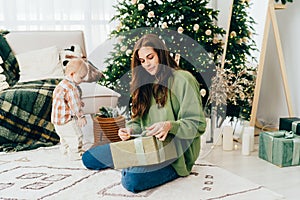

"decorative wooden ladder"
[249,0,294,127]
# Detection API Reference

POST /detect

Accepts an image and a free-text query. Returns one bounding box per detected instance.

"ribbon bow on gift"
[266,130,295,139]
[284,131,295,139]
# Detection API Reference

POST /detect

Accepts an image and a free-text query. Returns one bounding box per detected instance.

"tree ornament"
[205,29,212,36]
[147,11,155,18]
[193,24,200,31]
[213,37,219,44]
[242,37,248,43]
[125,49,132,56]
[161,22,168,29]
[120,46,127,52]
[138,4,145,10]
[177,27,184,34]
[236,38,242,45]
[230,31,237,37]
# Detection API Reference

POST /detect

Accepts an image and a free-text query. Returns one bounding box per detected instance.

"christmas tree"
[222,0,258,121]
[100,0,225,111]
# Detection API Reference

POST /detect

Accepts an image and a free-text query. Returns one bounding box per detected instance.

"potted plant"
[93,106,126,143]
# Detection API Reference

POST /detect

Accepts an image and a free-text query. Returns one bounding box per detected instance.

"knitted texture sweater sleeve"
[168,70,206,139]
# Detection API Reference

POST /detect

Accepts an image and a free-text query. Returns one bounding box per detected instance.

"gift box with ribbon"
[110,136,178,169]
[279,117,300,135]
[258,131,300,167]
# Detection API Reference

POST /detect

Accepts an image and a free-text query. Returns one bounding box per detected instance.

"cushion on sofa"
[15,46,64,82]
[80,82,121,114]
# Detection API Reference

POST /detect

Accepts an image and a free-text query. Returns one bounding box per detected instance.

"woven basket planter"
[93,115,125,143]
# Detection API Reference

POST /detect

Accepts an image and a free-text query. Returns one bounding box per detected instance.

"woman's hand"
[146,121,171,141]
[118,128,132,141]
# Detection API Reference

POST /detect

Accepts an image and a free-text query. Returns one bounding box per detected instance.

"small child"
[51,58,88,160]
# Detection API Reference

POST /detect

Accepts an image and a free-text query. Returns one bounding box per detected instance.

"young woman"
[82,34,206,193]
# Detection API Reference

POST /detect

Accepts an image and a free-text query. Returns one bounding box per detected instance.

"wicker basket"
[93,115,125,143]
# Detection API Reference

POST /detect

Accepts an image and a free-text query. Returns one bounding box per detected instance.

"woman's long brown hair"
[130,34,179,119]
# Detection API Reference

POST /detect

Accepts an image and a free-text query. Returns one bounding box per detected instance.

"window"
[0,0,118,54]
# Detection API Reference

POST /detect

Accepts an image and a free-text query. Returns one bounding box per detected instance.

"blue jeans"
[82,144,179,193]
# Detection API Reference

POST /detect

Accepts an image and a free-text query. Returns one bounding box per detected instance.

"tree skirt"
[0,146,284,200]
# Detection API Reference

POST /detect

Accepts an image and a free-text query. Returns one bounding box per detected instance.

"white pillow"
[15,46,64,82]
[80,82,121,114]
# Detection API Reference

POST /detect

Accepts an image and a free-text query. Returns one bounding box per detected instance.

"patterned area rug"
[0,146,285,200]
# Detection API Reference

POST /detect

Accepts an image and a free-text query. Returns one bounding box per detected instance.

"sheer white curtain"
[0,0,118,55]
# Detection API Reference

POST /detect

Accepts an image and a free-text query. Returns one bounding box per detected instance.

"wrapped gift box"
[279,117,300,135]
[110,136,177,169]
[259,131,300,167]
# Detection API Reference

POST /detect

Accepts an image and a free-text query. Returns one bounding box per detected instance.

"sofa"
[0,30,120,151]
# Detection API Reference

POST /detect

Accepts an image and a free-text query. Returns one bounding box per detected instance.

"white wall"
[212,0,232,31]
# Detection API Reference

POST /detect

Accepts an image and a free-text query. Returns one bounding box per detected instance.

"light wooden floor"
[202,137,300,200]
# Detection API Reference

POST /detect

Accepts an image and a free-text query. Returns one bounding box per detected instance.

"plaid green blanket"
[0,79,61,152]
[0,31,20,86]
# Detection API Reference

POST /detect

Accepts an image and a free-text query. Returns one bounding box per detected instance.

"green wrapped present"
[279,117,300,135]
[110,136,178,169]
[259,131,300,167]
